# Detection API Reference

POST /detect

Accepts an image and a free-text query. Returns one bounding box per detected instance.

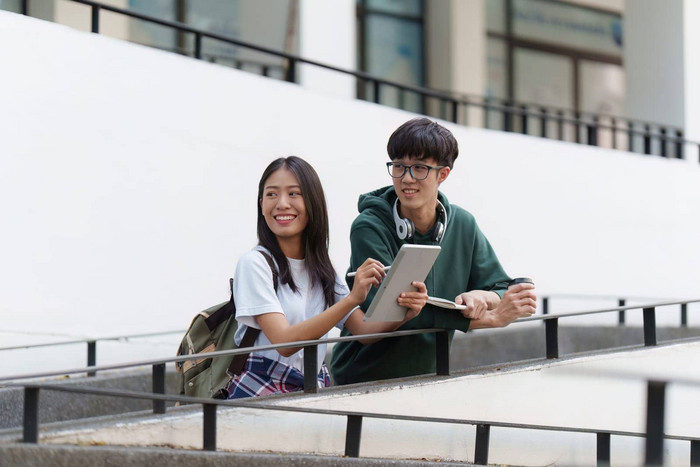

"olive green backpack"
[175,251,278,399]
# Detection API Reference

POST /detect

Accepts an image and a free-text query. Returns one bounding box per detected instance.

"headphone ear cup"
[396,217,414,240]
[393,199,414,240]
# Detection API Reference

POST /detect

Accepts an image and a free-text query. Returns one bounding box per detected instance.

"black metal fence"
[2,298,700,465]
[13,0,700,164]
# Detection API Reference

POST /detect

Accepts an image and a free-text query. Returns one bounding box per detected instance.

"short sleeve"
[332,272,355,330]
[233,249,283,329]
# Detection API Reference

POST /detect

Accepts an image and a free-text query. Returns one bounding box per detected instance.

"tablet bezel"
[362,244,441,322]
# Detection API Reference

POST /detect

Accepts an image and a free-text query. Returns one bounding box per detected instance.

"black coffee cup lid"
[509,277,534,286]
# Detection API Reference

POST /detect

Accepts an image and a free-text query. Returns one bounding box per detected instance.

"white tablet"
[363,244,441,322]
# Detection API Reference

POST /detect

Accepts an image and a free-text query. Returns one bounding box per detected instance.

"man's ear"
[438,167,450,184]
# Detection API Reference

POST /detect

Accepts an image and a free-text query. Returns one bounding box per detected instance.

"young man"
[330,117,537,385]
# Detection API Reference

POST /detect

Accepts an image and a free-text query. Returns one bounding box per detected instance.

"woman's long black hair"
[257,156,338,308]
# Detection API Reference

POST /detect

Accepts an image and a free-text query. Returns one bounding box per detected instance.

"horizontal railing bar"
[559,368,700,387]
[0,328,447,382]
[2,297,698,382]
[3,295,694,353]
[518,298,700,323]
[10,382,700,443]
[0,329,185,352]
[542,293,672,301]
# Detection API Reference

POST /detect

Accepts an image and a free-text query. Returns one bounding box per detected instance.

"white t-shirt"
[233,246,354,373]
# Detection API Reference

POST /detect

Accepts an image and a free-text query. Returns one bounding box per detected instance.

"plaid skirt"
[226,354,331,399]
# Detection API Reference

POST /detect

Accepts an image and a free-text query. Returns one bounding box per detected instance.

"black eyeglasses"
[386,162,446,180]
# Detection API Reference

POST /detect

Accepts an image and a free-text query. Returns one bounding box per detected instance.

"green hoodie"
[330,186,511,385]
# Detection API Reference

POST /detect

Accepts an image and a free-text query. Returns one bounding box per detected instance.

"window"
[486,0,624,140]
[357,0,424,113]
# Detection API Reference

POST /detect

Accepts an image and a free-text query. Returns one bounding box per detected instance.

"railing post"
[285,58,296,83]
[373,80,380,104]
[574,111,581,144]
[557,110,564,140]
[628,121,634,152]
[691,439,700,466]
[675,129,683,159]
[589,116,599,146]
[87,340,97,377]
[643,307,657,346]
[474,424,491,465]
[152,363,166,414]
[345,415,363,457]
[451,100,459,124]
[23,387,40,444]
[540,107,547,138]
[611,117,617,149]
[202,403,217,451]
[483,97,491,128]
[645,380,666,466]
[194,32,202,59]
[504,101,513,132]
[681,303,688,328]
[435,330,450,376]
[21,0,29,15]
[91,5,100,34]
[617,299,626,326]
[644,124,652,154]
[660,128,667,158]
[597,432,611,466]
[303,344,319,393]
[542,296,549,315]
[520,105,527,134]
[545,318,559,358]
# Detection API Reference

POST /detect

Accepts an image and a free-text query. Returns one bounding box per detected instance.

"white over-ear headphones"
[393,199,448,243]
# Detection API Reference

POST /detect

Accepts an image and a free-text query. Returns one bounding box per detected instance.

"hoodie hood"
[355,186,452,237]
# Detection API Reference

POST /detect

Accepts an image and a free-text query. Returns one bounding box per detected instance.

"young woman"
[227,156,428,398]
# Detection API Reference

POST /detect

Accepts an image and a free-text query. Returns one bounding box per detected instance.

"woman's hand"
[397,281,428,321]
[347,258,387,306]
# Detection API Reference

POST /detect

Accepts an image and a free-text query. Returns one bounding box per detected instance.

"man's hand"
[454,290,500,320]
[397,281,428,321]
[471,282,537,329]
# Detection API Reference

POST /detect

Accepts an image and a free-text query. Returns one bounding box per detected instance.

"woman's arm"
[342,281,428,344]
[256,258,389,356]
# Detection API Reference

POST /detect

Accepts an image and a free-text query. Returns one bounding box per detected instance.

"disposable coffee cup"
[508,277,534,287]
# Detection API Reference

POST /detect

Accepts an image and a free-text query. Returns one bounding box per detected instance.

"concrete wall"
[1,11,700,372]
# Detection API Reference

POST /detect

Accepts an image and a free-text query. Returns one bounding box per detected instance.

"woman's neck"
[278,238,304,259]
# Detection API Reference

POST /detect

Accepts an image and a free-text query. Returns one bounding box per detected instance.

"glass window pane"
[580,60,626,150]
[485,37,508,131]
[515,48,574,140]
[0,0,22,13]
[366,0,421,17]
[486,0,506,34]
[512,0,623,57]
[364,12,423,112]
[128,0,177,52]
[515,48,573,108]
[365,14,423,85]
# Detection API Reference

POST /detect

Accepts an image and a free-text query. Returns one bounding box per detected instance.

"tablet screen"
[363,244,441,322]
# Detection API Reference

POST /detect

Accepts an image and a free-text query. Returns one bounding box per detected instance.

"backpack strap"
[227,250,279,377]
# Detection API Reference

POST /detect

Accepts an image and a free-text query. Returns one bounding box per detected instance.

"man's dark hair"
[387,117,459,169]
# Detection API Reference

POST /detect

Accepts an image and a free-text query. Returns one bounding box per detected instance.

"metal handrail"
[15,0,700,162]
[3,297,699,464]
[10,371,700,464]
[2,298,698,384]
[0,329,184,352]
[0,327,450,383]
